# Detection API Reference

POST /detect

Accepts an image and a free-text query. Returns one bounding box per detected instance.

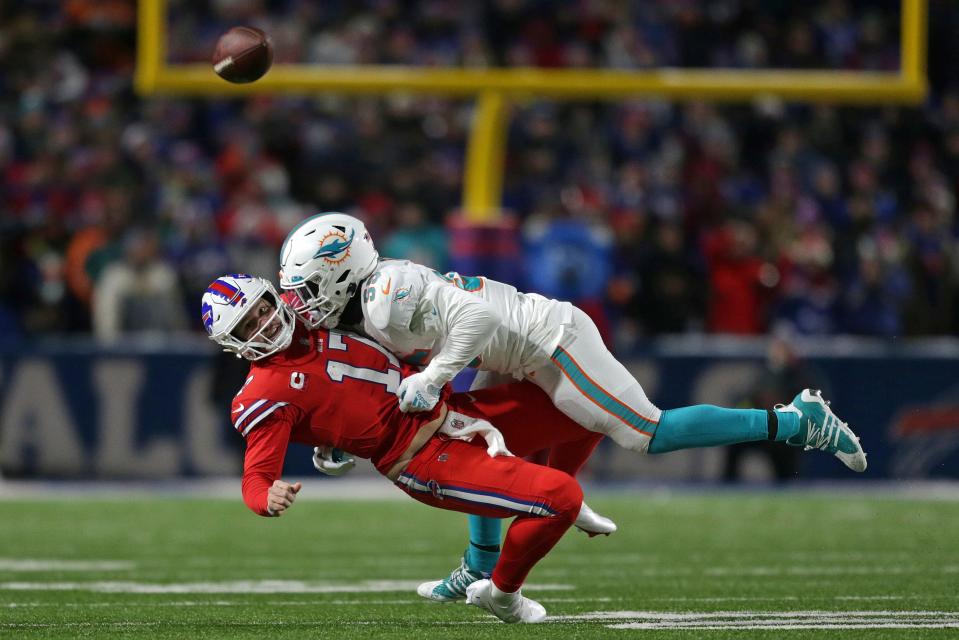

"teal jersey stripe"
[550,346,657,435]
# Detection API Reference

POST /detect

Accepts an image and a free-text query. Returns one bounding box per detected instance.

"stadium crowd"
[2,0,958,344]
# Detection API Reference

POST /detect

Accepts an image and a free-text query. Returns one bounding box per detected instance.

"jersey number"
[326,331,400,393]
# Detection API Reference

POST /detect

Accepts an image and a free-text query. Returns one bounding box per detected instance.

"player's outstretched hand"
[396,372,442,413]
[267,480,301,516]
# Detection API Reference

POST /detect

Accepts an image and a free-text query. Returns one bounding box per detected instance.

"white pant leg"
[526,307,661,453]
[469,370,517,392]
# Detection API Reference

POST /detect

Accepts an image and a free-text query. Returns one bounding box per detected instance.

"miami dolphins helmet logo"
[314,228,354,264]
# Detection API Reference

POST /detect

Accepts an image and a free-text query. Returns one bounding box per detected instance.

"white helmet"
[279,212,379,329]
[200,274,295,360]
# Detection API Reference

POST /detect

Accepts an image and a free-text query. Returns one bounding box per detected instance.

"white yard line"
[645,594,953,603]
[0,559,134,571]
[562,610,959,620]
[564,610,959,630]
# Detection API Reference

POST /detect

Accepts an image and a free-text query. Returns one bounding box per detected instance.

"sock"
[772,406,800,442]
[649,405,769,453]
[465,515,501,575]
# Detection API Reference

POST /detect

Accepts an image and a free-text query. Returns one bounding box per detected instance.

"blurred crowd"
[2,0,958,345]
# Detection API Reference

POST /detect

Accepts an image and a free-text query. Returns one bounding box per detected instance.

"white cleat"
[574,502,617,537]
[465,579,547,624]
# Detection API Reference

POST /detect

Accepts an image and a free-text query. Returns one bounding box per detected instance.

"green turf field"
[1,492,957,639]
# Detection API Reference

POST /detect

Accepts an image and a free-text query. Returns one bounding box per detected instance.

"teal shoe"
[780,389,867,472]
[416,552,486,603]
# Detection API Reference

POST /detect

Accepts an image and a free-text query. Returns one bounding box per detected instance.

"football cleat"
[574,502,617,537]
[416,552,484,603]
[465,579,547,624]
[780,389,867,472]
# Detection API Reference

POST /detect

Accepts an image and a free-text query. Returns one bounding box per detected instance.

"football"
[212,26,273,84]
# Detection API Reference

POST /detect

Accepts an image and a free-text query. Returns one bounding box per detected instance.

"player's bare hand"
[267,480,302,516]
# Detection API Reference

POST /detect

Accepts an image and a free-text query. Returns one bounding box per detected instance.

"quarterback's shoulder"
[363,260,428,330]
[230,370,294,437]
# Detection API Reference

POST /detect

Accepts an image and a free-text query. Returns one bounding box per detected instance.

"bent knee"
[609,429,652,454]
[537,470,583,524]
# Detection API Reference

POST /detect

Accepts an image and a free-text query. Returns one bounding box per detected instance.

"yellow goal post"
[136,0,927,223]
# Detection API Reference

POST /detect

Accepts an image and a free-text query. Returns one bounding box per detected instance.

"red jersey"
[232,323,449,516]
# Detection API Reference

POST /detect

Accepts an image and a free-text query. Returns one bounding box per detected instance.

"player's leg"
[654,390,865,468]
[461,371,511,575]
[530,307,866,470]
[529,306,800,453]
[421,372,612,603]
[417,370,513,603]
[458,381,615,536]
[398,437,582,623]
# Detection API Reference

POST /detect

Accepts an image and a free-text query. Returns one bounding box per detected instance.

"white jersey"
[353,259,573,385]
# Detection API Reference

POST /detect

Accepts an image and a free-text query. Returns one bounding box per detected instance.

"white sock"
[490,581,518,602]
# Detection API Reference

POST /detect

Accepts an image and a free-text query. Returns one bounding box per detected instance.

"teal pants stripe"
[551,346,657,436]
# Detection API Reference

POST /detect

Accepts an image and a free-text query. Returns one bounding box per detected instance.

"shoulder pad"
[364,263,422,330]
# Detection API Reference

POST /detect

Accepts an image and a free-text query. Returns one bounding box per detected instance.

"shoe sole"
[575,526,616,538]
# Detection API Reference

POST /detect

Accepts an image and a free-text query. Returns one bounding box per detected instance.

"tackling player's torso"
[356,259,573,376]
[230,323,446,473]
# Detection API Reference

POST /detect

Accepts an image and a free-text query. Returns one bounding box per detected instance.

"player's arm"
[240,404,303,517]
[397,280,501,412]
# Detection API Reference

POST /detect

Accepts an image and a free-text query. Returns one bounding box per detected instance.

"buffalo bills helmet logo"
[201,274,251,334]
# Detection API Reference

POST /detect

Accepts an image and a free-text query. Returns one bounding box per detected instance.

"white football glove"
[396,372,442,413]
[312,446,356,476]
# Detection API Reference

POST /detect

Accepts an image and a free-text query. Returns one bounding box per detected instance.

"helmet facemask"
[286,270,360,329]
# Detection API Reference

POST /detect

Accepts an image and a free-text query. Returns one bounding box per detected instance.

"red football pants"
[395,380,602,592]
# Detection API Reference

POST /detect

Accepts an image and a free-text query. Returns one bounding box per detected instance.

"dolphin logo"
[314,229,355,261]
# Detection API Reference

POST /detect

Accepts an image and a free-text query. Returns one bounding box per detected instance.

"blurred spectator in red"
[702,217,779,334]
